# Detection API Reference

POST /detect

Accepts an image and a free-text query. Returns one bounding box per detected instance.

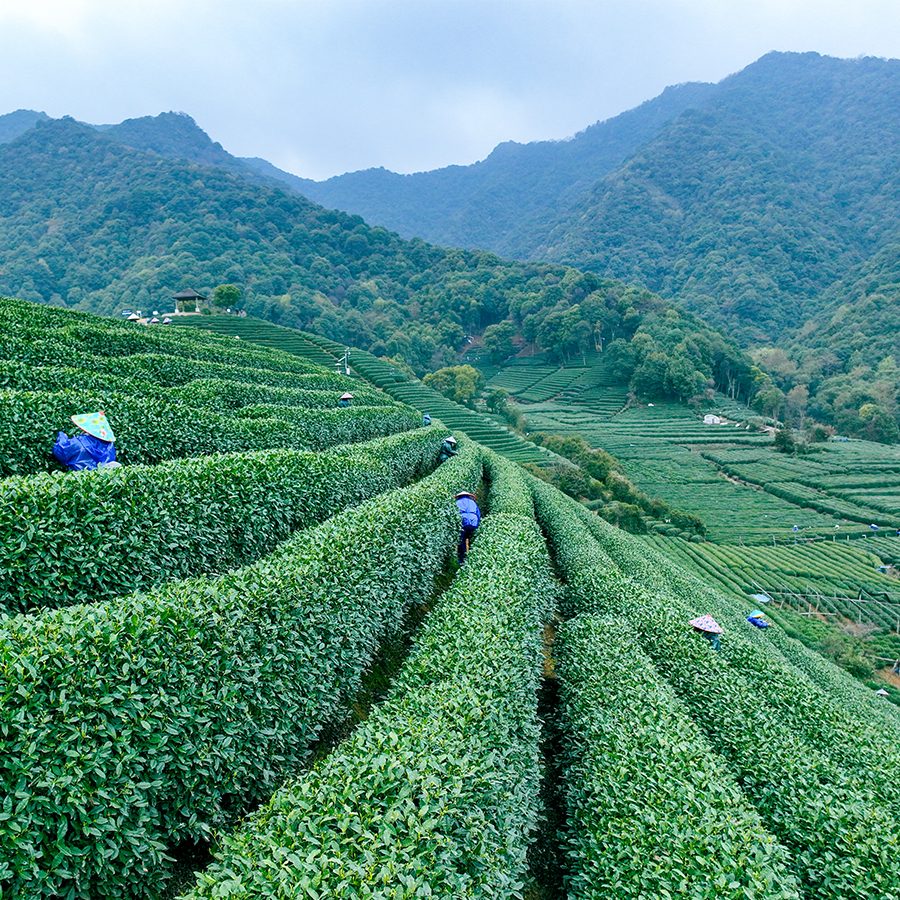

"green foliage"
[557,614,800,899]
[773,427,796,454]
[422,364,483,406]
[0,427,447,615]
[0,387,418,476]
[211,283,241,309]
[0,444,481,898]
[530,479,900,899]
[188,505,554,898]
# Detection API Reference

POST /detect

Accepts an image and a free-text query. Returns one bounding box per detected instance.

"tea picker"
[339,392,354,408]
[455,491,481,565]
[690,615,723,651]
[746,609,770,629]
[438,435,458,463]
[53,411,120,472]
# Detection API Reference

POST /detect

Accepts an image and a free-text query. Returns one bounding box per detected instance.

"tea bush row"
[1,360,387,410]
[188,507,554,897]
[0,443,481,898]
[555,614,800,899]
[0,297,326,377]
[585,518,900,815]
[0,427,447,615]
[529,482,900,899]
[0,387,418,475]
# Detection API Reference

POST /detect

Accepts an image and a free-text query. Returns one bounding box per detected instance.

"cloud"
[0,0,897,178]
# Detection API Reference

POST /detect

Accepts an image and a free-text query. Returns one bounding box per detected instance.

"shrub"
[556,614,800,899]
[0,427,447,615]
[528,482,900,899]
[0,444,482,898]
[188,510,554,898]
[0,388,418,475]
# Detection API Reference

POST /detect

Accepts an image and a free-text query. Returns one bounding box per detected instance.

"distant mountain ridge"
[267,79,718,259]
[292,52,900,347]
[0,51,895,439]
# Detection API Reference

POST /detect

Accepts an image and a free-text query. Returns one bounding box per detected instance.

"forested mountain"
[0,109,49,144]
[294,52,899,347]
[0,115,752,404]
[246,80,717,259]
[273,51,899,438]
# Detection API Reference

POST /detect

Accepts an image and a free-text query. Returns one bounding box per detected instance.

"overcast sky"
[1,0,898,180]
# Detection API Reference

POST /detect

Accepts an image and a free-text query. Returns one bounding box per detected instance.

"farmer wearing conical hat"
[746,609,770,629]
[690,615,723,652]
[52,411,119,472]
[454,491,481,565]
[339,392,354,408]
[438,435,458,464]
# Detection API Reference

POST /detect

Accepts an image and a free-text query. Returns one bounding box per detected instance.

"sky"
[0,0,898,180]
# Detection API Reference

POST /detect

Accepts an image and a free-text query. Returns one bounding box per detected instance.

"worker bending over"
[438,435,458,463]
[53,411,119,472]
[455,490,481,565]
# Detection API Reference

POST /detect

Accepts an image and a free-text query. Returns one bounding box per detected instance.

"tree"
[753,383,785,421]
[482,321,516,363]
[785,384,809,430]
[212,283,241,310]
[423,365,482,407]
[773,428,796,454]
[858,403,900,444]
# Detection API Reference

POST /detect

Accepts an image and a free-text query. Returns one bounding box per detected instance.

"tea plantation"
[4,297,900,898]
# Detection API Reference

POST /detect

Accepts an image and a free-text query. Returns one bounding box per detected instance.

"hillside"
[0,113,757,407]
[5,296,900,898]
[279,51,900,439]
[293,52,900,350]
[251,79,717,259]
[0,115,597,373]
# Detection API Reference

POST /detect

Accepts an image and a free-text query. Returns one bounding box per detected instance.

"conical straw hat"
[340,392,354,400]
[689,615,723,635]
[71,411,115,442]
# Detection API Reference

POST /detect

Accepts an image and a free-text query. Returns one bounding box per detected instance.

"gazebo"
[172,289,207,313]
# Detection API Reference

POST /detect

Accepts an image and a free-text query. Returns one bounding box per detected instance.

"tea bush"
[556,614,800,899]
[530,480,900,899]
[0,444,481,898]
[1,360,387,411]
[0,387,418,475]
[0,427,447,615]
[188,509,554,898]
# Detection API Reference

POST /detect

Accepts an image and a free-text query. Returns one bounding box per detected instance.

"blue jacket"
[53,432,117,471]
[747,616,770,629]
[456,496,481,529]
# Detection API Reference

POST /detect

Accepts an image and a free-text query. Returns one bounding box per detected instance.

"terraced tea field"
[181,316,554,465]
[6,297,900,899]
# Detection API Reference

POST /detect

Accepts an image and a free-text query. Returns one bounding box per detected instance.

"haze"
[1,0,898,180]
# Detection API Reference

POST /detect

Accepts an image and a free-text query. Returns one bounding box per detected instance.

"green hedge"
[581,516,900,817]
[556,614,799,899]
[482,449,534,517]
[107,353,324,389]
[1,361,378,411]
[0,427,447,615]
[0,388,418,475]
[0,299,328,378]
[530,481,900,900]
[0,443,481,898]
[187,510,554,898]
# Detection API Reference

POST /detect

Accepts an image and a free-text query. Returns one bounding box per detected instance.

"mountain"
[284,81,717,259]
[295,53,900,347]
[0,115,754,406]
[0,109,50,144]
[101,111,251,175]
